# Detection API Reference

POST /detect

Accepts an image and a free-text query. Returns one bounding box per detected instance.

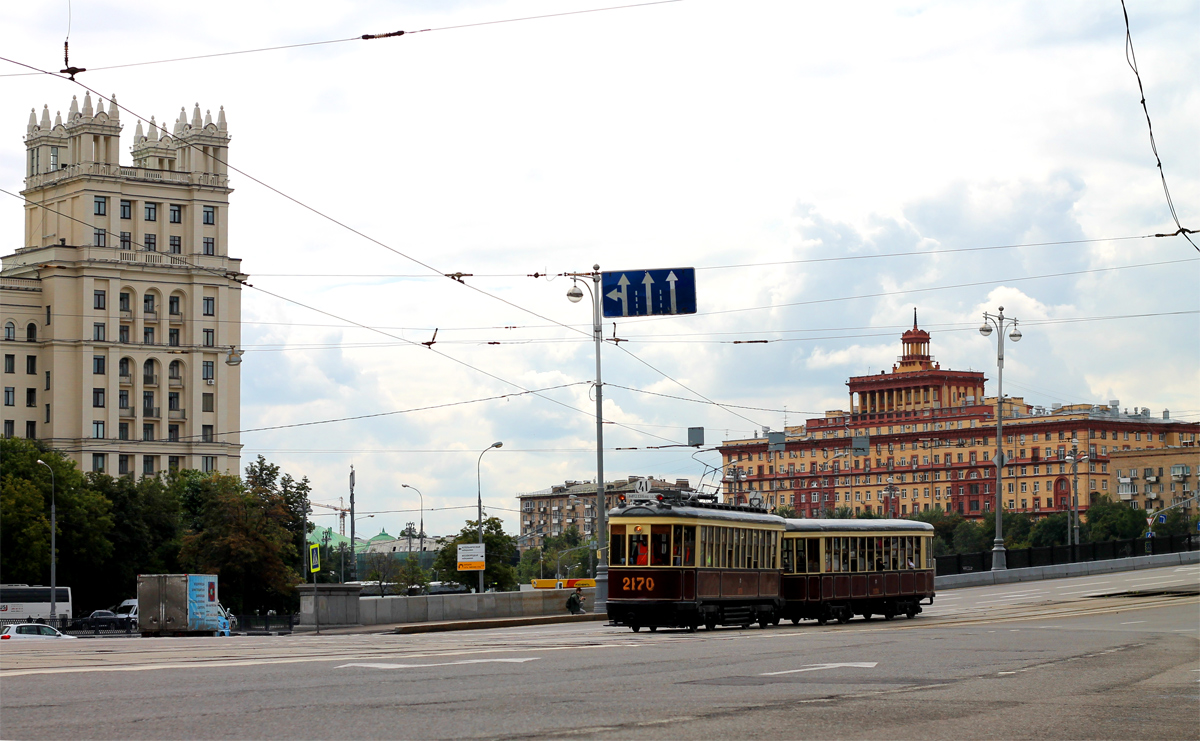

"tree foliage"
[1083,496,1146,542]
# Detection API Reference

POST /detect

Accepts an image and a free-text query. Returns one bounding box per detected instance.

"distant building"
[2,94,244,476]
[516,476,692,551]
[718,313,1199,521]
[1108,447,1198,515]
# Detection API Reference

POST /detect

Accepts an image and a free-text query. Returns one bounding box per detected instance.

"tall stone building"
[1,93,244,476]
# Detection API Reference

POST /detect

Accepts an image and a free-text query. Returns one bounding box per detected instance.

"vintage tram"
[605,491,935,631]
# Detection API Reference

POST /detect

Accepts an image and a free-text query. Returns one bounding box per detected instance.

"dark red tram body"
[605,494,935,631]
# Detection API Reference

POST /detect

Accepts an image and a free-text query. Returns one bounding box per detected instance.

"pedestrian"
[566,587,586,615]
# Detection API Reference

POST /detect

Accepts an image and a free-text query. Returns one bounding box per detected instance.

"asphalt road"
[2,565,1197,740]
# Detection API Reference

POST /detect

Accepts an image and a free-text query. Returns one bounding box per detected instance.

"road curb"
[393,613,609,634]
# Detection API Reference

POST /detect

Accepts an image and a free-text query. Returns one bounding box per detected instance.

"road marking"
[760,662,877,676]
[1119,621,1147,625]
[337,658,540,670]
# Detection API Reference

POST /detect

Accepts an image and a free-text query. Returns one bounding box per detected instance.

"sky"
[2,0,1197,540]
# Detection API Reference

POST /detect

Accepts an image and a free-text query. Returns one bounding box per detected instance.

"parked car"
[1,623,77,640]
[71,610,131,631]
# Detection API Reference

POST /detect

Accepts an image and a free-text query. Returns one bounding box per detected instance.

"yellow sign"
[309,543,320,573]
[457,561,485,571]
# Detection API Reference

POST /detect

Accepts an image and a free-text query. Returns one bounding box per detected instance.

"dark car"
[71,610,131,630]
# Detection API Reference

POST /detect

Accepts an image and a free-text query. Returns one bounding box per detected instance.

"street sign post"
[601,268,696,318]
[457,543,486,571]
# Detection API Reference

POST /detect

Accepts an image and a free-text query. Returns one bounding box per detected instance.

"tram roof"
[783,518,934,533]
[609,502,783,525]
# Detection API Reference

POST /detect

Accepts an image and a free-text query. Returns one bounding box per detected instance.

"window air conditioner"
[206,379,215,385]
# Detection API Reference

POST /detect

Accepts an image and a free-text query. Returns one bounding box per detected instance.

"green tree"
[1029,512,1069,547]
[772,505,797,518]
[832,505,854,519]
[1084,496,1146,541]
[244,455,311,577]
[1149,507,1196,538]
[363,552,403,596]
[951,520,991,554]
[516,546,548,583]
[397,555,429,592]
[432,517,518,592]
[911,507,965,554]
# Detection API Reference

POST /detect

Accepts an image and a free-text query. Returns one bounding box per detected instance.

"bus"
[0,585,73,622]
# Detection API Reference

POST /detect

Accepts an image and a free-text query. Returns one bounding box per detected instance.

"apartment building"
[1109,447,1199,515]
[1,94,244,476]
[517,476,692,551]
[718,315,1199,521]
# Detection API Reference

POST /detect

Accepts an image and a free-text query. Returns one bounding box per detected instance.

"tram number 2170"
[621,576,655,592]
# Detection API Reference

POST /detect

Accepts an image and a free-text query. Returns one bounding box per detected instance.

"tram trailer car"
[780,518,935,625]
[605,492,935,631]
[607,495,785,631]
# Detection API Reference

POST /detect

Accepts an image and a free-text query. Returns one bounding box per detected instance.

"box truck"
[137,574,230,636]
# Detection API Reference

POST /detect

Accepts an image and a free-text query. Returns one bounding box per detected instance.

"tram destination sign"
[602,268,696,318]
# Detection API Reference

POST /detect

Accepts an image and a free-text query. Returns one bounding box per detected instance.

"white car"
[1,623,78,640]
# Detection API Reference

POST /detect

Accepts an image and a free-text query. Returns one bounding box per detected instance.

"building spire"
[40,104,51,129]
[913,307,918,329]
[27,108,37,133]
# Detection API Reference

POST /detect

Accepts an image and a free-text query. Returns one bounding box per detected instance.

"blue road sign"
[602,268,696,318]
[1157,514,1167,523]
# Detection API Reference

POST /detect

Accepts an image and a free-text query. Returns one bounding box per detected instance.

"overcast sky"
[3,0,1197,539]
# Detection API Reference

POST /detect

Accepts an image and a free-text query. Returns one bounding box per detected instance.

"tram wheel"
[631,625,641,632]
[758,618,770,629]
[705,620,716,631]
[884,611,894,621]
[862,612,873,621]
[791,618,801,625]
[817,617,828,626]
[649,626,658,632]
[687,623,698,633]
[906,608,917,619]
[837,613,850,625]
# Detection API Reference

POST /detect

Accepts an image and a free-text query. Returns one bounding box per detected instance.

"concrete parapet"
[359,587,595,626]
[298,583,362,626]
[935,550,1198,591]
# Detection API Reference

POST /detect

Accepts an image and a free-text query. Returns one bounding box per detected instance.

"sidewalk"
[291,612,609,636]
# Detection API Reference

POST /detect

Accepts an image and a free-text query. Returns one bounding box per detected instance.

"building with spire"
[718,312,1198,522]
[2,93,244,477]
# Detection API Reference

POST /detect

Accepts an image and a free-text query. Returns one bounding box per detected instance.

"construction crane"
[310,498,350,536]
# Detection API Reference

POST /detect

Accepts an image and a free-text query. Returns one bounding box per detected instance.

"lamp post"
[1064,440,1088,549]
[477,441,503,594]
[883,476,898,518]
[401,483,424,554]
[35,459,56,622]
[566,265,608,614]
[979,306,1022,571]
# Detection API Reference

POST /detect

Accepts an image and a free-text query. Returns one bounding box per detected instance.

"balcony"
[119,405,136,418]
[144,310,158,321]
[169,310,184,323]
[119,373,132,385]
[1145,475,1158,483]
[169,376,184,388]
[169,408,186,420]
[143,374,158,387]
[143,406,160,419]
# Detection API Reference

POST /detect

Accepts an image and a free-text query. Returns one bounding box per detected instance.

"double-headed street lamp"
[477,441,503,594]
[566,266,609,614]
[401,483,424,554]
[1064,440,1088,548]
[979,306,1022,571]
[35,459,57,621]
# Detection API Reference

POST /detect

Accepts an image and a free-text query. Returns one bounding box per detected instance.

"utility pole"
[348,465,356,581]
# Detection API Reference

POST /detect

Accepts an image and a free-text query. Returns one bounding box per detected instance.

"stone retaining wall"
[358,587,596,625]
[934,550,1199,590]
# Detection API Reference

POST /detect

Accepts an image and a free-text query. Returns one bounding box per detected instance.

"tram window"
[890,537,900,570]
[750,530,759,569]
[651,525,670,566]
[825,538,834,572]
[630,529,649,566]
[725,528,733,569]
[682,525,695,566]
[806,539,820,573]
[672,525,683,565]
[770,532,778,570]
[841,537,850,572]
[610,524,626,566]
[782,539,794,573]
[856,538,867,573]
[907,537,916,569]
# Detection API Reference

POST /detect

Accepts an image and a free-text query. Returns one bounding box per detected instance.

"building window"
[93,420,105,439]
[93,355,105,374]
[143,327,155,345]
[202,456,216,473]
[44,371,49,390]
[168,328,180,347]
[25,356,36,374]
[25,323,36,342]
[203,329,215,347]
[202,425,214,443]
[93,388,105,408]
[202,237,215,255]
[145,202,158,221]
[94,228,107,247]
[168,456,181,471]
[203,206,215,225]
[202,393,214,413]
[143,456,156,475]
[202,297,215,316]
[4,322,14,341]
[169,360,182,379]
[169,296,181,316]
[118,455,131,475]
[2,420,12,438]
[120,200,132,219]
[94,196,107,216]
[144,234,156,251]
[44,403,49,423]
[3,355,12,373]
[118,325,129,343]
[25,421,35,439]
[3,388,13,406]
[92,454,106,472]
[119,292,131,312]
[26,388,36,407]
[168,391,180,411]
[169,204,182,223]
[118,422,129,441]
[94,290,106,310]
[169,236,181,254]
[202,361,214,380]
[118,389,129,411]
[120,232,131,249]
[168,424,180,442]
[142,423,154,442]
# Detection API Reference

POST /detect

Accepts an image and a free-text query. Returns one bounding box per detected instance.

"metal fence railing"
[234,614,296,633]
[935,533,1199,576]
[1,616,138,636]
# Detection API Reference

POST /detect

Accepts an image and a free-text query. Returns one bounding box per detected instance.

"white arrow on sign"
[759,662,877,677]
[606,274,630,317]
[338,658,541,670]
[641,271,654,314]
[665,271,678,314]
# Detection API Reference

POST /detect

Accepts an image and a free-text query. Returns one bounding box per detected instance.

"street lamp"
[35,459,57,621]
[883,476,898,518]
[1064,440,1088,548]
[401,483,424,554]
[477,441,503,594]
[566,265,609,614]
[979,306,1022,571]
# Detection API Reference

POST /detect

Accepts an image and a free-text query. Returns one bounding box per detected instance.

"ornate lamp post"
[1064,440,1088,548]
[979,306,1022,570]
[477,441,503,594]
[401,483,424,554]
